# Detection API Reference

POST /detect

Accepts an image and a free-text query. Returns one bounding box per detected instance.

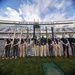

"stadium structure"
[0,20,74,39]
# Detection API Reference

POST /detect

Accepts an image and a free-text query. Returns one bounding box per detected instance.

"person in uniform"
[13,35,19,59]
[30,38,35,56]
[68,33,75,57]
[61,34,69,58]
[19,35,26,57]
[33,36,40,57]
[53,35,61,57]
[5,35,12,59]
[71,38,75,57]
[48,35,54,58]
[40,35,47,57]
[25,35,31,56]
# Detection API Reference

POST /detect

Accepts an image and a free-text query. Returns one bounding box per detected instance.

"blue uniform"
[48,38,53,57]
[61,37,69,58]
[5,38,12,58]
[41,38,47,45]
[13,38,19,58]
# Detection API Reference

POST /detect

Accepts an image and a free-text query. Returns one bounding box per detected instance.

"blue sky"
[0,0,75,25]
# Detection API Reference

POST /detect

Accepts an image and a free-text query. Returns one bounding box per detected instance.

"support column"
[33,25,35,38]
[33,22,40,38]
[51,27,54,41]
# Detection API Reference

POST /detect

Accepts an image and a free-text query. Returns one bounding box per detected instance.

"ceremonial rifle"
[45,26,48,43]
[19,27,23,48]
[11,28,16,46]
[39,29,41,56]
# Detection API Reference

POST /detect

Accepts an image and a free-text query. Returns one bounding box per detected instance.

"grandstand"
[0,20,74,38]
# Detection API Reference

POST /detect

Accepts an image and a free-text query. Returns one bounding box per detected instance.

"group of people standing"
[2,33,75,59]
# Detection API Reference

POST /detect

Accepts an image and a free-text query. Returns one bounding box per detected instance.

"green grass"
[0,57,75,75]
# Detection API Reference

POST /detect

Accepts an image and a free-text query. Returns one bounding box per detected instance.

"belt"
[41,44,46,45]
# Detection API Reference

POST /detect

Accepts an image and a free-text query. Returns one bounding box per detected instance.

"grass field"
[0,57,75,75]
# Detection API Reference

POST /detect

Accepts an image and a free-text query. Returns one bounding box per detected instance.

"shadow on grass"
[69,68,75,75]
[0,66,12,75]
[0,68,8,75]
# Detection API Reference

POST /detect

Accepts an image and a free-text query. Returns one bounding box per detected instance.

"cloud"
[0,0,74,25]
[19,0,74,22]
[0,7,23,21]
[43,12,66,21]
[20,0,41,21]
[53,0,72,10]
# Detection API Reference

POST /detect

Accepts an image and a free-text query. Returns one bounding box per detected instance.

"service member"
[68,33,75,56]
[71,38,75,57]
[61,34,69,58]
[13,35,19,59]
[33,36,39,57]
[5,35,12,59]
[48,36,54,57]
[53,35,61,57]
[25,35,31,56]
[40,35,47,57]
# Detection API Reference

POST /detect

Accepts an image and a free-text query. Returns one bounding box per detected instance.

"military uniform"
[13,38,19,58]
[53,38,61,57]
[68,38,75,57]
[48,38,53,57]
[40,36,47,57]
[33,37,40,57]
[5,38,12,58]
[61,37,69,58]
[68,37,75,56]
[25,38,31,56]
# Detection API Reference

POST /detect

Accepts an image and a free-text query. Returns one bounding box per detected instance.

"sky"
[0,0,75,25]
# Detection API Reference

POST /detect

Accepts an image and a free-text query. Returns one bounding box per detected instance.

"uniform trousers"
[62,45,69,58]
[5,45,11,57]
[49,45,53,57]
[13,45,18,58]
[20,44,25,57]
[53,44,61,57]
[70,44,75,56]
[71,45,75,56]
[34,45,39,56]
[40,45,46,57]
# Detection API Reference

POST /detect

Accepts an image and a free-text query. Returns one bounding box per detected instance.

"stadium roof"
[0,20,74,25]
